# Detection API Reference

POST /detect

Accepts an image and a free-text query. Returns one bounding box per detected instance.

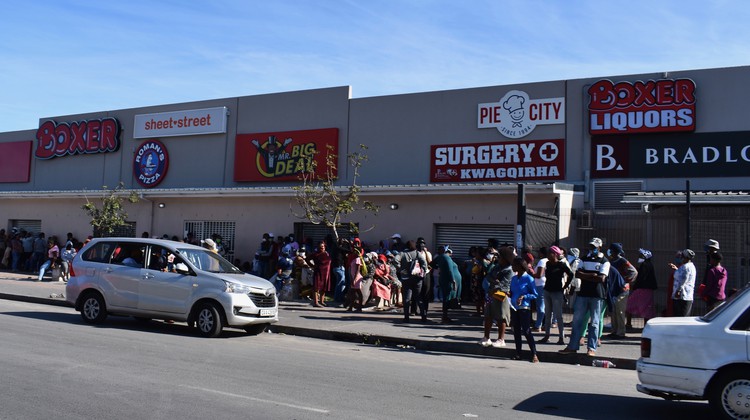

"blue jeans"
[11,251,21,271]
[332,266,346,302]
[534,287,545,329]
[38,260,53,281]
[568,296,604,351]
[544,290,565,340]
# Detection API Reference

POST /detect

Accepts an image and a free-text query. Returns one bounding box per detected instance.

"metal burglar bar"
[184,220,236,262]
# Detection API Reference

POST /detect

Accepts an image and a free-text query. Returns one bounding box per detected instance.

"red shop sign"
[234,128,339,182]
[430,139,565,183]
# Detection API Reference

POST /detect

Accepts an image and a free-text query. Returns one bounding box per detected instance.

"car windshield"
[700,282,750,322]
[177,248,243,274]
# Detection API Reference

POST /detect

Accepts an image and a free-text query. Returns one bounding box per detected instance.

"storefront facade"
[1,66,748,278]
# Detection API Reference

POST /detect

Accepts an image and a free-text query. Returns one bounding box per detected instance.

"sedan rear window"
[700,283,750,322]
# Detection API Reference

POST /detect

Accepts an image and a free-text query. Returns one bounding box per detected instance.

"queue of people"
[1,226,730,361]
[0,229,83,282]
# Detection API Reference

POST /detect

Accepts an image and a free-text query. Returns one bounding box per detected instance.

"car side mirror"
[174,262,191,275]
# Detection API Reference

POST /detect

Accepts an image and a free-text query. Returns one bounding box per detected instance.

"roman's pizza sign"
[588,78,696,135]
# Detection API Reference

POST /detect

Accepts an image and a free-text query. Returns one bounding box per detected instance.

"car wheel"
[244,324,268,336]
[80,292,107,324]
[709,368,750,420]
[195,303,223,338]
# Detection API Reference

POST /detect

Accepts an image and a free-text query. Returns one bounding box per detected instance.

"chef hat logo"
[503,94,525,113]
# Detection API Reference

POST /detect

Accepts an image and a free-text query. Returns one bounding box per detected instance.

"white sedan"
[637,284,750,419]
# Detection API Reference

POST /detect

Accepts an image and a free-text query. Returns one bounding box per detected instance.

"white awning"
[0,182,579,199]
[622,190,750,205]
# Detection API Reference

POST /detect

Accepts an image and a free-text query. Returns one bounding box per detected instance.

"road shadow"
[0,310,250,339]
[514,391,712,419]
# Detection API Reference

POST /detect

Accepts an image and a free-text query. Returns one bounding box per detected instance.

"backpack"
[409,258,424,278]
[398,251,422,280]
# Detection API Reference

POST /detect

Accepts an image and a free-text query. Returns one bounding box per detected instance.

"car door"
[100,241,146,310]
[137,246,195,314]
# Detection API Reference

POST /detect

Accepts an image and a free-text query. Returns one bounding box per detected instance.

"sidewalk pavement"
[0,271,641,370]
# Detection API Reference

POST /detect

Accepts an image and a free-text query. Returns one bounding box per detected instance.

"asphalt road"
[0,300,712,420]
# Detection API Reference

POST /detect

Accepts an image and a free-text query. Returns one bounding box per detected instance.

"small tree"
[82,182,139,237]
[293,144,378,240]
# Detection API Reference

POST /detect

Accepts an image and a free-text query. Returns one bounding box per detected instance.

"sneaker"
[531,355,539,363]
[479,338,492,347]
[558,347,577,354]
[491,339,506,348]
[587,349,596,356]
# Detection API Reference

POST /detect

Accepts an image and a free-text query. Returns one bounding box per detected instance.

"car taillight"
[641,337,651,358]
[69,262,76,278]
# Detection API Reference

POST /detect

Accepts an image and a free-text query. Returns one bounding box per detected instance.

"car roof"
[87,237,205,251]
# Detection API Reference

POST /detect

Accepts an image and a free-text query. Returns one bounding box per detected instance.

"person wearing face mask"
[256,233,274,279]
[559,237,610,356]
[669,249,697,316]
[539,246,573,345]
[605,243,637,339]
[626,248,658,327]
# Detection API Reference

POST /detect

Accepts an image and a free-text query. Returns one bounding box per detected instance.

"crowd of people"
[244,231,729,363]
[0,229,84,281]
[1,226,730,361]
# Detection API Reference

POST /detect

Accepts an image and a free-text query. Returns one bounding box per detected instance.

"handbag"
[491,290,507,302]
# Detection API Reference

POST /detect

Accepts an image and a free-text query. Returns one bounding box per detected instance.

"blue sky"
[1,0,748,132]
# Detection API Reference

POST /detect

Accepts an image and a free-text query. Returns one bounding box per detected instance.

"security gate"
[184,220,236,261]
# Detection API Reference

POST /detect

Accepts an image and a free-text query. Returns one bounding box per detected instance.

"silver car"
[66,237,278,337]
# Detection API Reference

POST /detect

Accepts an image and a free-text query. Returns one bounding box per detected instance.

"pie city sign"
[478,90,565,139]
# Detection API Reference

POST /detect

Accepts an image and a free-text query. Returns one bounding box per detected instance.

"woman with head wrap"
[626,248,658,327]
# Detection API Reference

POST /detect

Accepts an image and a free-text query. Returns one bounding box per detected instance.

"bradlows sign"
[592,131,750,178]
[35,118,121,159]
[478,90,565,139]
[431,139,565,182]
[588,78,696,135]
[234,128,338,182]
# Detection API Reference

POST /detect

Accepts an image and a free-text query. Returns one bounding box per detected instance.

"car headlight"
[224,281,252,295]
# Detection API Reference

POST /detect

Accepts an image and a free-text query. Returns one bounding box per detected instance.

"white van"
[66,238,278,337]
[637,283,750,419]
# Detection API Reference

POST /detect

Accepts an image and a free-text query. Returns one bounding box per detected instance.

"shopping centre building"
[1,65,749,290]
